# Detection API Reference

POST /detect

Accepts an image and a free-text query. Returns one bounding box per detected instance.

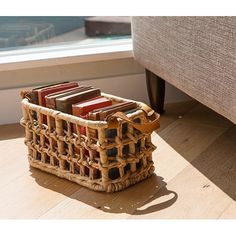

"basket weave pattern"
[20,93,157,192]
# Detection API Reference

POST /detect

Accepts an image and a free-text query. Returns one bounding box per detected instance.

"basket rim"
[21,92,155,129]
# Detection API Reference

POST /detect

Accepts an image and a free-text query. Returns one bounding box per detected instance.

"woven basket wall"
[20,92,159,193]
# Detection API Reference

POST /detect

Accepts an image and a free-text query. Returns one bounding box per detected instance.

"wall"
[0,73,191,125]
[0,58,144,90]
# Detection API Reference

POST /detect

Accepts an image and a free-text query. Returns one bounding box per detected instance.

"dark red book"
[88,101,137,121]
[45,86,93,109]
[72,96,112,135]
[38,82,79,107]
[29,82,70,121]
[56,88,101,114]
[72,96,112,117]
[30,81,69,105]
[72,96,112,167]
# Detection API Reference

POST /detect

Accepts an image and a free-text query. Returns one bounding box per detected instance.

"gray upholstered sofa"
[132,17,236,124]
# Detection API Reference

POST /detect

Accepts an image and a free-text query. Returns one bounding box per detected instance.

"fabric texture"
[132,17,236,124]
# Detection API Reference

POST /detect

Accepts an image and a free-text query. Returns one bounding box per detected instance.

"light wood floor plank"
[131,126,236,219]
[130,165,232,219]
[41,122,229,219]
[219,201,236,219]
[180,104,233,128]
[158,100,198,131]
[158,122,227,163]
[0,167,81,218]
[0,101,235,219]
[0,123,24,141]
[0,138,29,188]
[40,174,166,219]
[40,133,192,218]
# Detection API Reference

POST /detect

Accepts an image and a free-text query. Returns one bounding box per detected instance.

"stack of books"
[29,81,139,133]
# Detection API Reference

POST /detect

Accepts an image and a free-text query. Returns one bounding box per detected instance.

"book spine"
[99,111,109,120]
[58,89,101,114]
[30,81,70,105]
[45,97,56,109]
[30,90,39,104]
[88,112,99,121]
[38,82,79,107]
[83,100,112,114]
[72,106,83,117]
[72,99,112,117]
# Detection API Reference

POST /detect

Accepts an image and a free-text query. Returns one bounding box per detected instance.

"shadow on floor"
[157,104,236,201]
[0,123,24,141]
[30,167,178,215]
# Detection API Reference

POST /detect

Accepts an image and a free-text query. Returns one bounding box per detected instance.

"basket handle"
[107,111,160,133]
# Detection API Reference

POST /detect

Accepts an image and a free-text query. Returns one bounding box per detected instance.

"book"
[56,88,101,114]
[72,96,112,164]
[72,96,112,135]
[29,82,71,121]
[38,82,79,107]
[88,101,137,121]
[45,86,93,109]
[30,81,70,105]
[72,96,112,117]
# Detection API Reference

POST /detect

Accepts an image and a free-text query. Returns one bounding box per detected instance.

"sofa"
[131,17,236,124]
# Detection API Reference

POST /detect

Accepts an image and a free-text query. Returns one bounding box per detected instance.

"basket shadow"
[0,123,25,141]
[29,167,178,216]
[156,107,236,201]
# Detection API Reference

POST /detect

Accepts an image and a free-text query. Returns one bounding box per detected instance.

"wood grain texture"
[0,166,80,218]
[0,101,235,219]
[219,202,236,219]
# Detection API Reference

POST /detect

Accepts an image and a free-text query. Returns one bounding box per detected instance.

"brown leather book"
[56,88,101,114]
[30,81,69,104]
[88,101,137,121]
[72,96,112,136]
[72,96,112,117]
[38,82,79,107]
[45,86,93,109]
[29,82,71,121]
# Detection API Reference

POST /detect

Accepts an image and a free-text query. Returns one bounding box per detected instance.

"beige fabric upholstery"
[132,17,236,124]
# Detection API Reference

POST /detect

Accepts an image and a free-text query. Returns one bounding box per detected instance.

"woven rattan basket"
[20,92,160,193]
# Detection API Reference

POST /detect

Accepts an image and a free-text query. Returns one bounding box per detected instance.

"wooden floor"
[0,101,235,219]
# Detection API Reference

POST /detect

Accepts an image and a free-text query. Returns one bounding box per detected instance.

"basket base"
[28,156,155,193]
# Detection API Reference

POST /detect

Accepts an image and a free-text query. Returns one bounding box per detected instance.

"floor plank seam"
[37,187,85,219]
[217,200,235,219]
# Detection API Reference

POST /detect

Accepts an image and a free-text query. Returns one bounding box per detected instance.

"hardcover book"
[88,101,137,121]
[38,82,79,107]
[45,86,93,109]
[72,96,112,117]
[72,96,112,135]
[55,88,101,114]
[29,82,72,120]
[30,81,70,105]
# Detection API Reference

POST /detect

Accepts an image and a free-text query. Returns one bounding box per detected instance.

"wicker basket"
[20,92,160,193]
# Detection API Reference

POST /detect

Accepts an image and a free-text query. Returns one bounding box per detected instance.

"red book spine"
[73,98,112,176]
[72,99,111,133]
[38,82,79,107]
[72,99,112,117]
